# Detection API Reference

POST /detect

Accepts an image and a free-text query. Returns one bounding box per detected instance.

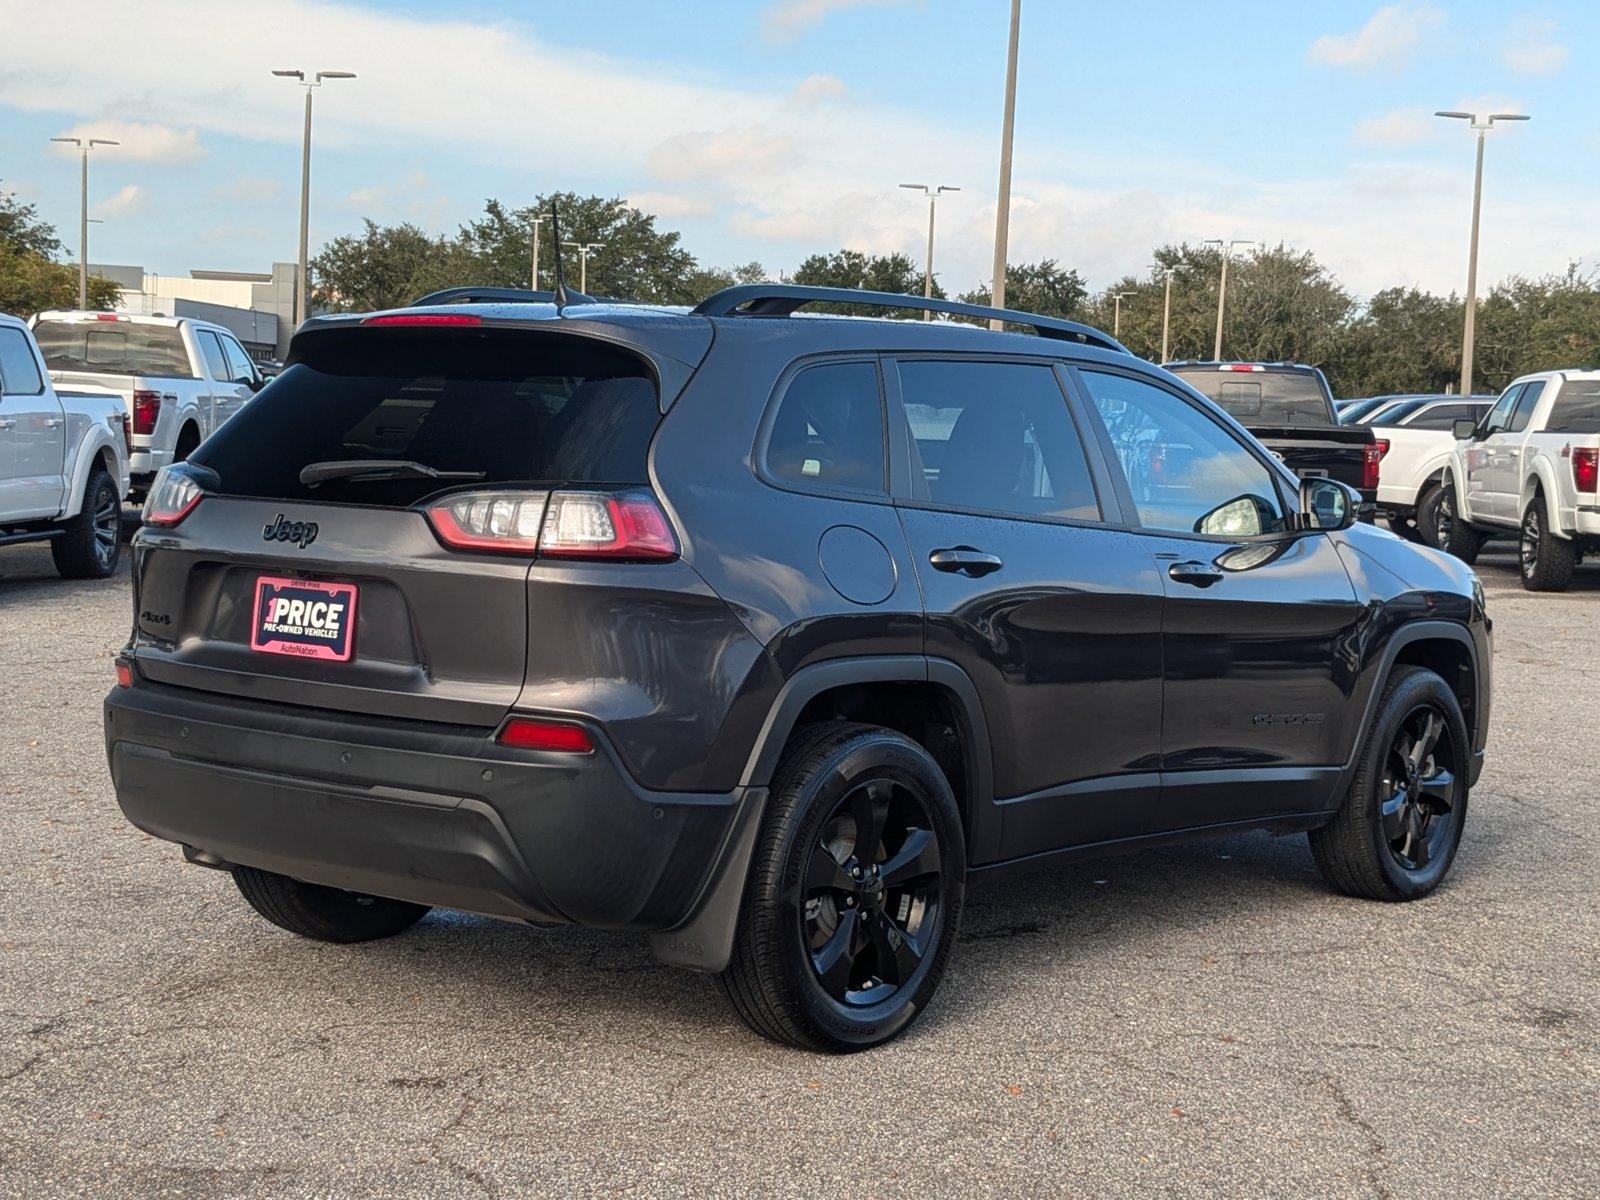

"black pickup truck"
[1164,362,1380,507]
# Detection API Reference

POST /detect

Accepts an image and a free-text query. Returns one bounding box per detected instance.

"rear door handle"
[1168,560,1225,588]
[44,418,63,429]
[929,546,1004,577]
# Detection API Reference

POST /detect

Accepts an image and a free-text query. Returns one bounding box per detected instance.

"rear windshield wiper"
[299,459,487,487]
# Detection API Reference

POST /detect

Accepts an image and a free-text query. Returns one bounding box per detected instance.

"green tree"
[310,220,477,313]
[961,259,1088,320]
[0,184,119,315]
[790,248,942,314]
[1330,287,1462,397]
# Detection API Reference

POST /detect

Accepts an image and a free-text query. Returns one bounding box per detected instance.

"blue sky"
[1,0,1594,298]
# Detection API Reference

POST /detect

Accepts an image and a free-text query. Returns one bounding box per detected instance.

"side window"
[1481,385,1522,435]
[0,328,45,395]
[764,360,885,494]
[896,360,1099,521]
[1507,381,1544,433]
[221,336,258,386]
[1080,369,1288,537]
[196,331,229,381]
[1409,403,1472,430]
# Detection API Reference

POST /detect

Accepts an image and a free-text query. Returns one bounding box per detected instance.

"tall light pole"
[529,214,546,291]
[1204,238,1253,361]
[900,183,960,318]
[49,136,119,308]
[561,241,605,293]
[1108,290,1134,338]
[1436,110,1529,396]
[988,0,1022,329]
[273,69,356,330]
[1152,264,1174,362]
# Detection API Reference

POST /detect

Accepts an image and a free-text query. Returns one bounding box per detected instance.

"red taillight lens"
[131,390,162,436]
[1362,439,1388,490]
[142,466,204,527]
[114,660,133,689]
[496,717,594,753]
[1573,447,1599,493]
[361,313,482,326]
[423,489,678,560]
[118,413,132,455]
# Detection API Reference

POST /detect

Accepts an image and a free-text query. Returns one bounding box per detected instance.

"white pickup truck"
[29,311,263,499]
[1439,369,1600,590]
[0,314,131,578]
[1369,396,1495,544]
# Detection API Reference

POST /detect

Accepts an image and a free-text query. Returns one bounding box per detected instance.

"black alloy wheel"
[92,486,120,571]
[799,776,943,1006]
[1377,704,1461,874]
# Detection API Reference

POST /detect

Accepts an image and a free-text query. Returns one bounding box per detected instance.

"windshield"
[32,319,194,378]
[1546,381,1600,434]
[1168,367,1332,426]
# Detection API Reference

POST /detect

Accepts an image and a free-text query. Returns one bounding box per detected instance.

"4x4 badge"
[263,514,319,549]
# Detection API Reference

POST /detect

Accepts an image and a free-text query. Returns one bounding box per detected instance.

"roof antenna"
[549,202,570,313]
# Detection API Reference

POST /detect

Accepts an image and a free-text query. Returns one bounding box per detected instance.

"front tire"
[51,468,121,579]
[1414,482,1445,548]
[1436,478,1483,565]
[1308,666,1469,901]
[1519,494,1575,592]
[720,723,965,1053]
[232,865,430,943]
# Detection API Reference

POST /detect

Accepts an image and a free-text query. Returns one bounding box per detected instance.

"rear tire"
[1436,478,1482,565]
[1519,493,1575,592]
[231,865,430,943]
[51,468,121,579]
[720,722,965,1053]
[1414,482,1445,548]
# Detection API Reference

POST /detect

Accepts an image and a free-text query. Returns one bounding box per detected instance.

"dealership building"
[92,262,300,362]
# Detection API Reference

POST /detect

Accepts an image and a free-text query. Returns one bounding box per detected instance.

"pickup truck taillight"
[1572,447,1599,493]
[1362,439,1389,491]
[131,389,162,436]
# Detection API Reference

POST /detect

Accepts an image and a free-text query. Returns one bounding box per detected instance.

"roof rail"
[691,284,1128,353]
[409,285,596,307]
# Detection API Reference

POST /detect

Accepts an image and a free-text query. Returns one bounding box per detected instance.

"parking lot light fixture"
[561,242,606,294]
[1108,290,1134,339]
[900,183,961,319]
[1151,264,1174,362]
[529,214,546,291]
[1436,110,1530,397]
[988,0,1022,329]
[275,68,357,330]
[1204,238,1254,360]
[50,136,119,308]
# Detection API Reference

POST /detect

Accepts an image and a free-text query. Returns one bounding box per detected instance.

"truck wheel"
[1436,479,1482,565]
[51,468,121,579]
[1308,666,1469,901]
[1414,482,1445,548]
[231,865,430,943]
[174,424,200,463]
[720,722,965,1053]
[1520,494,1575,592]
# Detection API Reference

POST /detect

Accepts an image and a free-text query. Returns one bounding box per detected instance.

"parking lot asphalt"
[1,536,1595,1199]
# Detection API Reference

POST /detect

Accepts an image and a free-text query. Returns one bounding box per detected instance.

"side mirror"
[1195,493,1274,537]
[1452,417,1479,440]
[1300,477,1358,531]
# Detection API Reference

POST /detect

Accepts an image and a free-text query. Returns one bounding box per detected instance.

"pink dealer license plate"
[249,576,358,662]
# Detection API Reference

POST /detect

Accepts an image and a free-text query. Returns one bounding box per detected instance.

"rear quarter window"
[1546,381,1600,433]
[763,360,886,495]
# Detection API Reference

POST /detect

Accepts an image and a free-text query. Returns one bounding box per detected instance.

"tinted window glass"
[897,360,1099,521]
[196,331,229,380]
[1481,386,1522,434]
[1546,381,1600,433]
[1370,397,1433,426]
[191,328,659,508]
[221,336,257,385]
[765,361,885,493]
[1508,381,1544,433]
[0,328,44,394]
[1167,366,1332,425]
[1081,370,1287,537]
[32,319,194,378]
[1408,403,1478,430]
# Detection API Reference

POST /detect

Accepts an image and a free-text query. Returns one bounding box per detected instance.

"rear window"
[32,319,194,378]
[1170,367,1332,426]
[1546,381,1600,433]
[190,327,660,507]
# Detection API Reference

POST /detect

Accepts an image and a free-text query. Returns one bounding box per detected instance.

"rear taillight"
[142,465,205,527]
[114,660,133,689]
[131,389,162,436]
[1362,439,1388,490]
[423,489,678,560]
[117,413,132,455]
[496,717,595,753]
[1573,447,1599,493]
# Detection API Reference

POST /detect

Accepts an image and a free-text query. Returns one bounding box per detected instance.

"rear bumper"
[104,677,755,935]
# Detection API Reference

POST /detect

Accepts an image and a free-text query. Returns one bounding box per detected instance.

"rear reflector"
[497,717,594,753]
[362,313,482,326]
[114,660,133,689]
[1362,440,1388,491]
[142,465,205,527]
[1574,447,1599,493]
[423,489,678,560]
[132,389,162,436]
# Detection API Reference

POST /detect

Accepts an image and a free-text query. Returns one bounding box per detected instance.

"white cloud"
[93,184,145,218]
[649,127,796,184]
[762,0,902,42]
[626,190,715,220]
[210,174,282,204]
[1503,17,1567,76]
[792,73,848,105]
[1308,3,1445,71]
[50,120,203,164]
[1353,108,1436,146]
[340,171,448,226]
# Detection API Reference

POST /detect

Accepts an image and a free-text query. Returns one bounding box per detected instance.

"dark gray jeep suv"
[105,284,1491,1051]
